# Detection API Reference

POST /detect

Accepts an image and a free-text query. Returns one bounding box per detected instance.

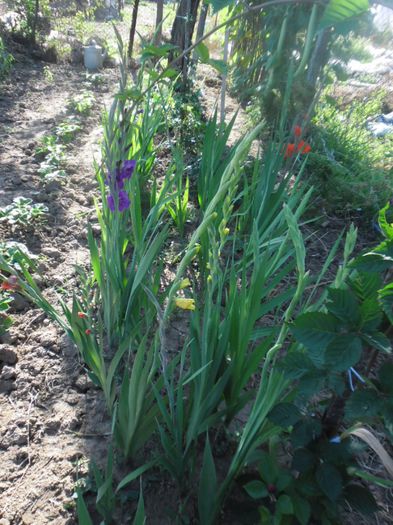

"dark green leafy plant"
[308,92,393,215]
[0,36,13,79]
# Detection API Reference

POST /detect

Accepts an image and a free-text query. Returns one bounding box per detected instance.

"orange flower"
[78,312,87,319]
[1,276,18,291]
[294,125,302,137]
[85,329,91,335]
[284,143,295,159]
[298,141,311,154]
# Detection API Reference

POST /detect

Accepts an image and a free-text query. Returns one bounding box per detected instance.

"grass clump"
[307,90,393,216]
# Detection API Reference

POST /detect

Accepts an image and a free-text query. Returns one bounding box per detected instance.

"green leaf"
[344,484,378,515]
[116,87,143,102]
[133,483,146,525]
[354,240,393,272]
[195,42,210,62]
[350,271,382,302]
[76,489,93,525]
[258,451,279,485]
[361,332,391,353]
[291,419,322,448]
[326,287,360,325]
[198,436,217,524]
[141,43,177,60]
[378,202,393,239]
[276,494,293,515]
[268,403,302,428]
[291,312,338,353]
[292,448,315,474]
[347,466,393,488]
[116,460,157,492]
[207,58,228,75]
[280,350,314,380]
[208,0,234,13]
[378,282,393,323]
[292,495,311,525]
[319,0,369,30]
[244,480,268,499]
[359,297,382,331]
[378,362,393,394]
[325,335,363,371]
[316,463,343,501]
[345,389,381,420]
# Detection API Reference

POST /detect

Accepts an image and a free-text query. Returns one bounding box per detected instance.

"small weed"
[0,197,48,226]
[55,116,82,143]
[69,91,95,115]
[0,291,13,335]
[43,65,54,83]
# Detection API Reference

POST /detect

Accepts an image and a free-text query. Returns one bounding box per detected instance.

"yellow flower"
[223,227,230,235]
[179,278,191,289]
[175,298,195,311]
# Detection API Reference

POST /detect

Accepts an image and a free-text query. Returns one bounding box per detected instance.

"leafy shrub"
[0,36,13,79]
[6,0,50,42]
[308,91,393,215]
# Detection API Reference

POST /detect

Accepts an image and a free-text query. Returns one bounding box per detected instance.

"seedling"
[0,197,48,226]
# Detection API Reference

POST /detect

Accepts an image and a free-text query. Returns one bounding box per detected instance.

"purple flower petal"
[107,194,115,212]
[120,160,136,181]
[118,190,131,212]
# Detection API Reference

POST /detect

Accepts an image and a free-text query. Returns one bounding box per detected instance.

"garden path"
[0,56,117,524]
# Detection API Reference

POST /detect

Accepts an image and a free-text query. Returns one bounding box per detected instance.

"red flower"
[78,312,87,319]
[294,125,302,137]
[284,143,296,159]
[85,329,91,335]
[1,276,18,291]
[298,140,311,154]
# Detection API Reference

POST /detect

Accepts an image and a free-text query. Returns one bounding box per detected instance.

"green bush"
[308,91,393,215]
[0,37,13,79]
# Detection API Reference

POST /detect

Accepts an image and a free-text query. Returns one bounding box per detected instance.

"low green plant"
[55,116,82,143]
[0,290,13,335]
[69,91,95,115]
[165,148,189,237]
[0,36,14,80]
[0,197,48,226]
[43,65,54,83]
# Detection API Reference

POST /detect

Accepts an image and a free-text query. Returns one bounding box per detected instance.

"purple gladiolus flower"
[118,190,131,212]
[107,194,115,212]
[106,160,136,213]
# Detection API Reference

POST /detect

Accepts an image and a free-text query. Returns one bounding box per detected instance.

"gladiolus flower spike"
[294,125,302,137]
[284,143,296,159]
[175,298,195,311]
[106,160,136,212]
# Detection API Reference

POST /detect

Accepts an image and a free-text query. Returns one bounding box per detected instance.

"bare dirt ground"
[0,53,118,524]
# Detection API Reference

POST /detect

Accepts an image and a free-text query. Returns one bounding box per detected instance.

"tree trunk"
[192,1,209,61]
[128,0,140,59]
[169,0,201,83]
[31,0,39,45]
[154,0,164,45]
